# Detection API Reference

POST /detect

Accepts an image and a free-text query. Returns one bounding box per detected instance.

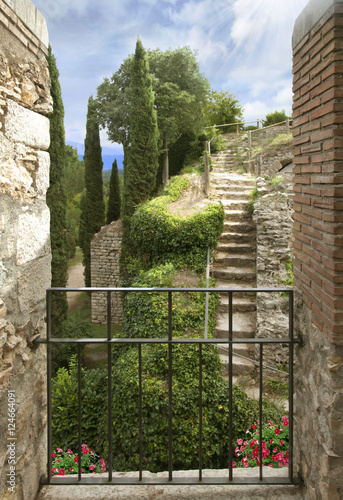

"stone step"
[217,342,253,358]
[223,221,255,233]
[215,311,256,338]
[213,252,255,268]
[224,210,251,221]
[215,280,257,299]
[218,232,256,243]
[220,353,256,376]
[221,199,249,210]
[216,242,255,254]
[218,297,256,313]
[216,186,252,196]
[212,267,256,282]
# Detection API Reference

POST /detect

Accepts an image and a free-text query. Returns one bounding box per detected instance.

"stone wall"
[0,1,51,499]
[292,0,343,498]
[253,177,293,371]
[91,221,123,324]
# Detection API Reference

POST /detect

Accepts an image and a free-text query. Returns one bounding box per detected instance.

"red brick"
[322,114,343,127]
[302,225,323,240]
[322,64,343,82]
[324,137,343,150]
[311,77,335,98]
[293,156,311,166]
[293,249,311,266]
[293,73,310,93]
[323,281,343,296]
[293,195,311,205]
[299,122,322,136]
[312,313,324,332]
[302,205,325,220]
[301,53,322,78]
[302,186,322,197]
[321,164,343,174]
[323,256,343,273]
[302,245,323,264]
[292,115,309,128]
[293,53,310,74]
[300,163,322,173]
[300,141,322,155]
[293,175,311,184]
[293,33,310,56]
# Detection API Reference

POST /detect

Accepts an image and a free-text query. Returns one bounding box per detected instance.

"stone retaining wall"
[0,1,51,499]
[253,178,293,371]
[91,221,123,324]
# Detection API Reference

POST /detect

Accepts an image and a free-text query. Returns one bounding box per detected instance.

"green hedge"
[122,264,219,339]
[131,184,224,272]
[52,349,283,472]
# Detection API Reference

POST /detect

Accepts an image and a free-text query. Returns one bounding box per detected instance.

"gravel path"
[67,261,85,312]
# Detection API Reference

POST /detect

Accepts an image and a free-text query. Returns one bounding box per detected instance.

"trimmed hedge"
[131,179,224,272]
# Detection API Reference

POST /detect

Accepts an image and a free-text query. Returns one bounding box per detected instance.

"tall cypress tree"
[80,96,105,287]
[46,46,69,328]
[107,158,121,224]
[120,39,159,273]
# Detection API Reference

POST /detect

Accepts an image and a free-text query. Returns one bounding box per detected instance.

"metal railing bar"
[168,291,173,482]
[218,347,290,375]
[228,291,233,481]
[259,344,263,481]
[138,344,143,481]
[47,290,52,484]
[77,343,82,482]
[35,337,302,345]
[107,291,113,482]
[48,476,301,486]
[51,286,292,293]
[289,291,294,483]
[198,345,203,481]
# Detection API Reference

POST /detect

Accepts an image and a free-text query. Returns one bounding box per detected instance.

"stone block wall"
[253,179,293,371]
[0,1,51,499]
[292,0,343,498]
[91,221,123,324]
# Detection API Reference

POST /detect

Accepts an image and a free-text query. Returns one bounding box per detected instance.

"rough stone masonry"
[0,1,51,499]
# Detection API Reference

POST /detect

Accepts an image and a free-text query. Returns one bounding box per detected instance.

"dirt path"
[67,261,85,312]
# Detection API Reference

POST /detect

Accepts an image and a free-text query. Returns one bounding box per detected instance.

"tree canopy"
[204,89,243,130]
[263,110,290,127]
[46,46,69,328]
[97,45,209,182]
[79,96,105,287]
[120,39,159,274]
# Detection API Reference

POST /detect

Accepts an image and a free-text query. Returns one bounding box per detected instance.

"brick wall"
[293,1,343,344]
[292,1,343,498]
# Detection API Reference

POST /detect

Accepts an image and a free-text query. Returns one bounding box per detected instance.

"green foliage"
[106,158,121,223]
[263,110,290,127]
[205,89,243,132]
[65,145,85,253]
[246,187,262,214]
[276,255,294,296]
[120,39,159,273]
[80,96,105,287]
[130,184,224,272]
[265,379,289,398]
[51,317,92,375]
[51,357,107,454]
[46,46,69,329]
[51,445,106,475]
[122,263,219,339]
[269,176,285,190]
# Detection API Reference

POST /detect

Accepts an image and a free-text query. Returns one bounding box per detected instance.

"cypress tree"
[46,46,69,328]
[120,39,159,272]
[106,158,121,224]
[80,96,105,287]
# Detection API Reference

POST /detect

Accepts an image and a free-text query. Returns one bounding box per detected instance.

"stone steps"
[218,232,255,243]
[210,144,257,380]
[212,267,256,282]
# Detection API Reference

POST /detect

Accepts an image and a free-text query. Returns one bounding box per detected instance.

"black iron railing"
[36,286,302,486]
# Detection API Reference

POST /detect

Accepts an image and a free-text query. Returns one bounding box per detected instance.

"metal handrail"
[37,286,301,487]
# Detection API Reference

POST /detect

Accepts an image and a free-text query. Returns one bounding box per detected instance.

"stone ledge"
[292,0,335,49]
[36,469,304,500]
[2,0,49,48]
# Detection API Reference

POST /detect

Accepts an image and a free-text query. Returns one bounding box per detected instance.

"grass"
[68,246,83,268]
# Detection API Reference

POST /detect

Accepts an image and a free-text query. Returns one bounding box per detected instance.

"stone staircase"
[210,144,257,378]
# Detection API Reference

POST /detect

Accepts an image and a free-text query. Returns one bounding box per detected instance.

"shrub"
[131,190,224,272]
[51,318,93,375]
[263,110,290,127]
[51,357,108,454]
[51,445,106,475]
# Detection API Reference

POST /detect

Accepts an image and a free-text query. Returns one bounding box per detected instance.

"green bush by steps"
[131,177,224,272]
[122,263,219,339]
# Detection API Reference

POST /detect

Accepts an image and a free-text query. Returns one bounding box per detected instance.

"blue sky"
[32,0,309,158]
